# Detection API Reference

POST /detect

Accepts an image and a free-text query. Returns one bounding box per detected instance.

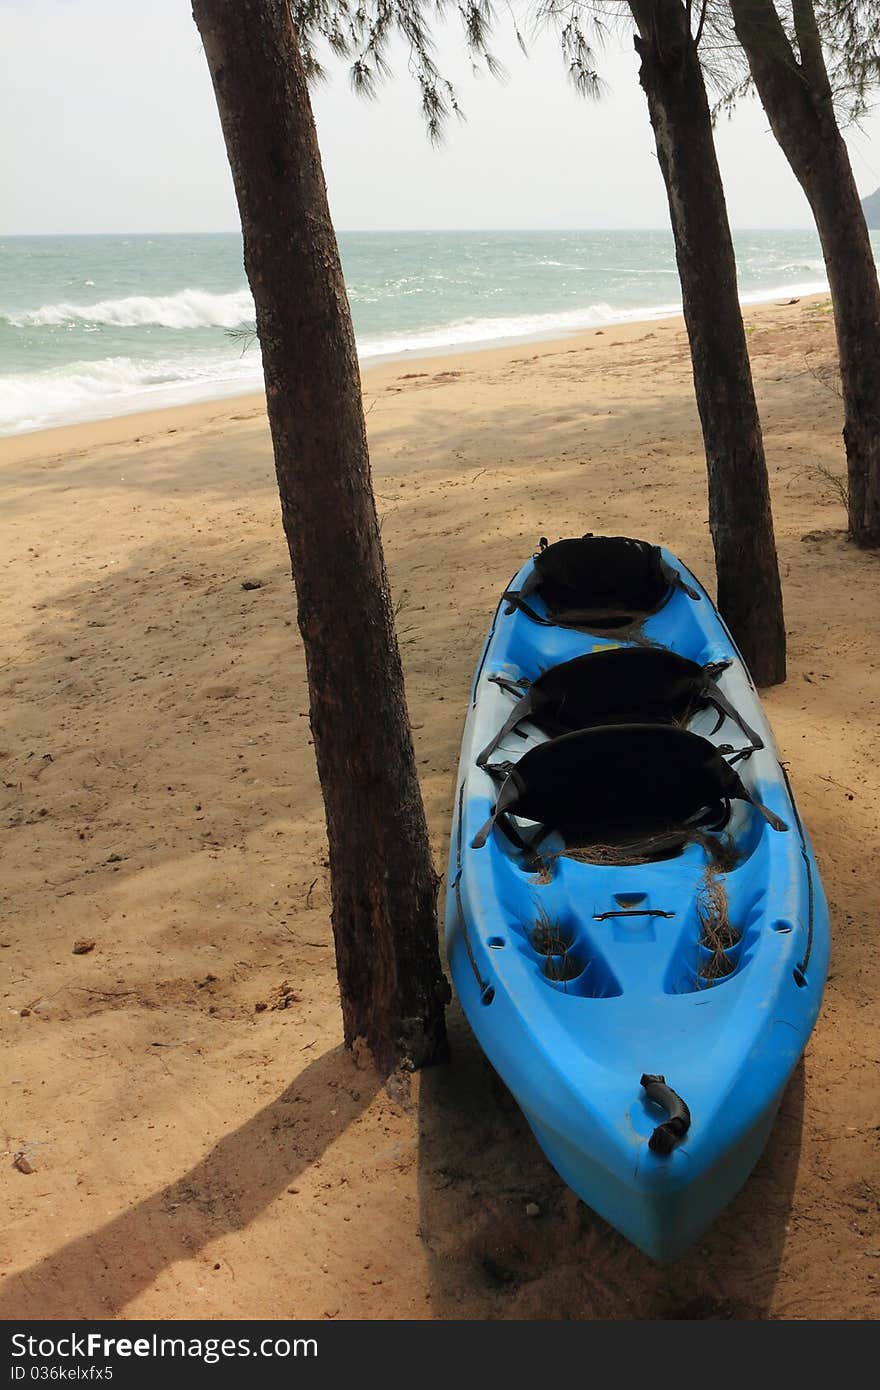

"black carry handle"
[594,908,675,920]
[640,1073,691,1155]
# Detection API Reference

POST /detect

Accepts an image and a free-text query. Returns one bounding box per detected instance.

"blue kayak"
[445,535,829,1261]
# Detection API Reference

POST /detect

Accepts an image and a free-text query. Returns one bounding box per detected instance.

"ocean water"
[1,228,876,436]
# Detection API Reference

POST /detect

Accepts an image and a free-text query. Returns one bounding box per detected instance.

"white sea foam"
[355,274,833,361]
[3,301,639,432]
[0,351,263,435]
[6,286,255,330]
[739,277,828,305]
[0,275,834,435]
[356,298,681,359]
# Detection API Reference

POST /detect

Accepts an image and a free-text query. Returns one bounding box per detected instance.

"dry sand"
[1,295,878,1320]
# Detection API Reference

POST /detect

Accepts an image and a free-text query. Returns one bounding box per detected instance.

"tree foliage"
[290,0,607,136]
[710,1,880,124]
[291,1,880,134]
[291,0,507,138]
[811,1,880,118]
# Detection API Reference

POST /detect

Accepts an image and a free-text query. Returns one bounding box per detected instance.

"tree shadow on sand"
[417,1011,806,1319]
[0,1047,378,1320]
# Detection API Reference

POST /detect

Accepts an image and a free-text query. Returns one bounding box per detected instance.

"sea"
[2,228,878,436]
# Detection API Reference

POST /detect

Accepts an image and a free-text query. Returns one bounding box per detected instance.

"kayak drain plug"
[640,1073,691,1155]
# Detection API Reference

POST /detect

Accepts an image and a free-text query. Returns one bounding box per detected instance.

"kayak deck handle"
[640,1073,691,1155]
[594,908,675,921]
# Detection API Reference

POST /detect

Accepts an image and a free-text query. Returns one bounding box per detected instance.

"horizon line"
[0,224,827,238]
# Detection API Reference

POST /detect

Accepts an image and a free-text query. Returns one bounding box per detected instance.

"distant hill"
[863,187,880,229]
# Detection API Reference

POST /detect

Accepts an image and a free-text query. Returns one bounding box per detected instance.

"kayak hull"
[445,547,829,1261]
[526,1094,782,1262]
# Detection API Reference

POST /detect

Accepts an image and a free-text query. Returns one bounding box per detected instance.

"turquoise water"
[1,228,876,435]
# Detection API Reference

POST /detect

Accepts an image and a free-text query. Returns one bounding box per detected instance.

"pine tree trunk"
[191,0,449,1073]
[731,0,880,547]
[628,0,786,687]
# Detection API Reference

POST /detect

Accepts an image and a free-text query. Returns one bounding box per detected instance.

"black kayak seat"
[477,646,763,767]
[504,535,698,630]
[472,724,786,852]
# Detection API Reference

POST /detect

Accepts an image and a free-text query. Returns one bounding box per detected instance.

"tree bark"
[628,0,786,685]
[192,0,449,1073]
[731,0,880,547]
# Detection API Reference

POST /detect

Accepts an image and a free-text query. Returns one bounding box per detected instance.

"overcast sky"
[2,0,879,235]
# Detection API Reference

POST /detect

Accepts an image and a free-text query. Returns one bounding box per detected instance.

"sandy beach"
[1,293,878,1320]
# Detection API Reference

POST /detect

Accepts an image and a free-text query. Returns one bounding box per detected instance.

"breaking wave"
[6,286,255,331]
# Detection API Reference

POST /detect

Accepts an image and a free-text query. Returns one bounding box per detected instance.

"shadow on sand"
[0,1047,378,1319]
[417,1010,806,1319]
